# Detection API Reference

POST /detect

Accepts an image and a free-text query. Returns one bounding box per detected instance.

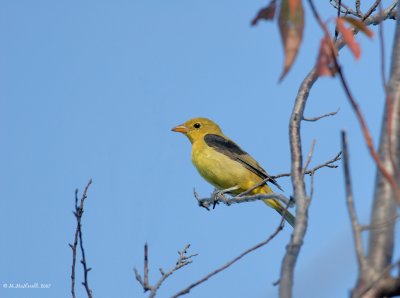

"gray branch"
[342,132,368,278]
[195,190,292,210]
[134,244,196,298]
[302,108,339,122]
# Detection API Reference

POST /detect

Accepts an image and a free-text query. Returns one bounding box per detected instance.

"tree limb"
[341,131,368,277]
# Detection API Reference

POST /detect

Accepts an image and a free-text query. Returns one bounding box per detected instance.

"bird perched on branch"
[171,117,295,227]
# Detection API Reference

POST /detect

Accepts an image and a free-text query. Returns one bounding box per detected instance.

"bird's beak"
[171,124,189,134]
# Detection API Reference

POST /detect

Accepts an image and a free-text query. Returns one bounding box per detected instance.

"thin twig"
[272,151,342,179]
[330,0,360,17]
[341,131,367,272]
[360,214,400,231]
[356,0,362,17]
[242,151,341,194]
[362,0,382,21]
[302,108,339,122]
[303,140,317,204]
[172,200,291,298]
[134,244,196,298]
[302,140,316,176]
[334,0,342,41]
[70,179,93,298]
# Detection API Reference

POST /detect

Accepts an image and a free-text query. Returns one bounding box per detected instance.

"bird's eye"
[193,123,201,129]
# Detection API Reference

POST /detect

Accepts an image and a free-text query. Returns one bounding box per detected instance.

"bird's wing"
[203,134,283,191]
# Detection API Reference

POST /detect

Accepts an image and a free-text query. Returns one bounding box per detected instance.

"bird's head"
[171,117,223,143]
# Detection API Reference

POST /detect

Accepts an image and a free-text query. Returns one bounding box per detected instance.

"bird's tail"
[259,185,296,228]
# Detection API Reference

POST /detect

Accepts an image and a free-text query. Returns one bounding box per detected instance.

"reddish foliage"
[336,18,361,59]
[278,0,304,81]
[251,1,277,26]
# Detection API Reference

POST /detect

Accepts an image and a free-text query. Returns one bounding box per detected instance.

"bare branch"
[278,67,318,298]
[302,108,339,122]
[334,0,342,41]
[330,0,361,18]
[70,179,93,298]
[341,131,368,276]
[362,0,382,21]
[302,140,316,176]
[194,189,292,210]
[172,201,291,298]
[134,244,196,298]
[273,151,342,179]
[356,0,362,16]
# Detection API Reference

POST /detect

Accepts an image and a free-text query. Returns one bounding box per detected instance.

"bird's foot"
[212,186,240,209]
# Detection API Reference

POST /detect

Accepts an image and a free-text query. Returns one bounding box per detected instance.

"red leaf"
[278,0,304,81]
[342,16,374,38]
[289,0,301,17]
[251,1,277,26]
[336,17,361,59]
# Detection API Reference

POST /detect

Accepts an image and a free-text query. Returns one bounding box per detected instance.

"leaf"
[251,1,277,26]
[342,16,374,38]
[278,0,304,82]
[316,36,336,77]
[288,0,301,17]
[336,17,361,59]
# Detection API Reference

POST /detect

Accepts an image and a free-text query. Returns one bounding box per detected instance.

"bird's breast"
[191,140,261,192]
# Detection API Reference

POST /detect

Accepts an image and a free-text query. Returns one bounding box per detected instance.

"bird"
[171,117,295,227]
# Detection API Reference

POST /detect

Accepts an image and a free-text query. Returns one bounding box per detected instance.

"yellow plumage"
[172,117,295,227]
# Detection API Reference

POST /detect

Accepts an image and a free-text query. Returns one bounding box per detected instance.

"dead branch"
[134,244,196,298]
[330,0,361,18]
[341,131,368,276]
[194,190,291,210]
[302,108,339,122]
[69,179,93,298]
[356,0,362,16]
[272,151,342,179]
[279,68,318,298]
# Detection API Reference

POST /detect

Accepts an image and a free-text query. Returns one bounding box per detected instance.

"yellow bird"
[172,117,295,227]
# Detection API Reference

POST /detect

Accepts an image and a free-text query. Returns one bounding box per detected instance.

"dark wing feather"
[204,134,282,191]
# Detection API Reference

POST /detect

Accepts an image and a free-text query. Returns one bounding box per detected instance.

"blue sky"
[1,1,399,298]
